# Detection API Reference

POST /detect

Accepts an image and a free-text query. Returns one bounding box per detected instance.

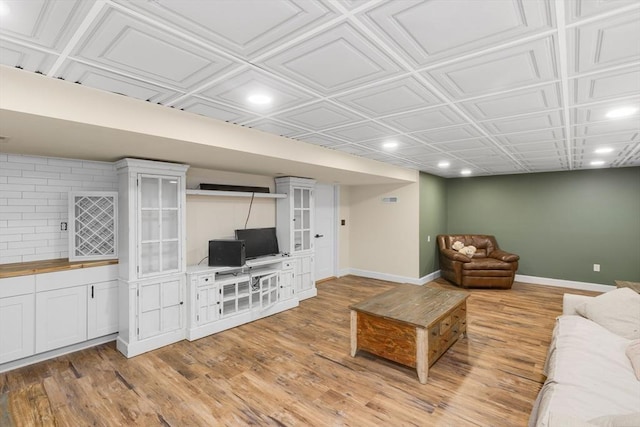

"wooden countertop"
[0,258,118,279]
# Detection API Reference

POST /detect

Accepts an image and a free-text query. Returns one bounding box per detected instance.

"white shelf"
[186,189,287,199]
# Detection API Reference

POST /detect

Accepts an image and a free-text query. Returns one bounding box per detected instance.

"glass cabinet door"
[138,175,180,277]
[293,187,312,252]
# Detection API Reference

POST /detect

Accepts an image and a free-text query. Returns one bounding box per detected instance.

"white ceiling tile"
[496,128,565,145]
[379,106,466,133]
[429,138,494,152]
[298,134,349,147]
[198,69,316,112]
[57,61,180,104]
[574,131,639,145]
[411,125,485,143]
[424,37,558,99]
[573,99,640,123]
[114,0,339,60]
[262,22,402,95]
[459,83,562,120]
[574,119,640,137]
[507,140,567,153]
[271,101,364,131]
[359,0,554,67]
[73,7,239,90]
[322,121,397,142]
[568,10,640,75]
[243,119,308,138]
[572,66,640,104]
[0,39,56,73]
[173,97,257,124]
[564,0,638,23]
[0,0,97,50]
[334,76,442,117]
[482,110,564,134]
[333,144,376,156]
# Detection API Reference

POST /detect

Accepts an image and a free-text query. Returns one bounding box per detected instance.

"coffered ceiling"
[1,0,639,178]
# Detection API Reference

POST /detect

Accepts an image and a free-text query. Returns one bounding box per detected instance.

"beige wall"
[185,168,276,265]
[338,186,351,273]
[347,178,420,279]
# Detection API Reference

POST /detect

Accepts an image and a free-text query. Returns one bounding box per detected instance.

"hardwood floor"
[0,276,598,426]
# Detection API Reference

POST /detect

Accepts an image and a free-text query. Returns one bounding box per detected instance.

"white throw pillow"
[575,288,640,340]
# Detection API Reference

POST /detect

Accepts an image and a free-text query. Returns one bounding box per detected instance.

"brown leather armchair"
[437,235,519,289]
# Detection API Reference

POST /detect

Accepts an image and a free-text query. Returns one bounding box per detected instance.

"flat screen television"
[234,227,279,259]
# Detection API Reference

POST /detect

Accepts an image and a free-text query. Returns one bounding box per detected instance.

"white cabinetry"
[0,265,118,372]
[116,158,189,358]
[36,286,87,353]
[0,276,35,364]
[276,177,316,300]
[186,257,299,341]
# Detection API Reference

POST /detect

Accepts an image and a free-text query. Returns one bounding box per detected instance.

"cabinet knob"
[314,234,324,238]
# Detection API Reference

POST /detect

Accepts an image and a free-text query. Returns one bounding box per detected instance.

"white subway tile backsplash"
[35,164,72,174]
[0,154,117,263]
[0,227,36,235]
[8,154,47,164]
[7,177,48,185]
[0,243,7,251]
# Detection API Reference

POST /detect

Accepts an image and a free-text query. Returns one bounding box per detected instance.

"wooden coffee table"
[349,285,469,384]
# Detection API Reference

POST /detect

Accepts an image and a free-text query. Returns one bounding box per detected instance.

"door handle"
[314,234,324,238]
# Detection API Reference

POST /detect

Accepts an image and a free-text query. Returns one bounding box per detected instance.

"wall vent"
[382,197,398,203]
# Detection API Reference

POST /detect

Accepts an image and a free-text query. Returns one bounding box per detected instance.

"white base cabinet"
[0,265,118,372]
[116,274,186,358]
[186,256,299,341]
[0,293,35,364]
[36,285,88,353]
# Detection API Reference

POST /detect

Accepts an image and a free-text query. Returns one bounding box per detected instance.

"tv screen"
[234,227,279,259]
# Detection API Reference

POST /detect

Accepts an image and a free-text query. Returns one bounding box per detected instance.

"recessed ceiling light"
[590,160,605,166]
[594,147,614,154]
[0,2,10,16]
[247,93,272,105]
[437,161,450,168]
[460,169,472,176]
[605,106,638,119]
[382,141,398,150]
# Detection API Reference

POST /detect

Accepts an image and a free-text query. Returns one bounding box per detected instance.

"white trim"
[340,268,441,286]
[515,274,612,292]
[0,333,117,374]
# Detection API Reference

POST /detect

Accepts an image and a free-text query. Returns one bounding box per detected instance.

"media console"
[185,255,305,341]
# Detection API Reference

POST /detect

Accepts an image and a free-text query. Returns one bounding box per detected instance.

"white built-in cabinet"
[276,177,317,300]
[186,258,298,341]
[0,265,118,371]
[115,158,189,358]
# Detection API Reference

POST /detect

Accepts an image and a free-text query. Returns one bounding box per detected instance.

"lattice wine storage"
[69,192,118,261]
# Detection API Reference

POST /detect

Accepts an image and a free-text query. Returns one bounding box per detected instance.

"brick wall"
[0,154,117,264]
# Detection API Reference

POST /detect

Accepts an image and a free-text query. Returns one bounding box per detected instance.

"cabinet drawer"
[197,274,214,286]
[0,275,35,299]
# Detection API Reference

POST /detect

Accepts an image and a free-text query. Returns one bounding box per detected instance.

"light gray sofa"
[529,291,640,427]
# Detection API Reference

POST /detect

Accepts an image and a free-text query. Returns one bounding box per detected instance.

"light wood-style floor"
[0,276,598,426]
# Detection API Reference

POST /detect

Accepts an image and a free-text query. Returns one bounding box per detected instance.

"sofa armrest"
[489,249,520,262]
[440,248,472,262]
[562,294,593,315]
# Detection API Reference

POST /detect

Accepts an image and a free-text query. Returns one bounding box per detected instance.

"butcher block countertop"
[0,258,118,279]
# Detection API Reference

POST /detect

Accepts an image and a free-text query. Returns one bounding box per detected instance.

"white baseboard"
[515,274,613,292]
[338,268,441,286]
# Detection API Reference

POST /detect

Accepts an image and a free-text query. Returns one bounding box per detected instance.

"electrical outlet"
[427,235,431,242]
[60,222,67,231]
[593,264,600,272]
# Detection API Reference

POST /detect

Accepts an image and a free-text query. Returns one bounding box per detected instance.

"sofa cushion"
[626,340,640,380]
[462,258,512,270]
[575,288,640,340]
[532,315,640,426]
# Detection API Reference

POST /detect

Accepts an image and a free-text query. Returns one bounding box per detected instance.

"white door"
[87,280,119,339]
[36,286,88,353]
[314,183,336,281]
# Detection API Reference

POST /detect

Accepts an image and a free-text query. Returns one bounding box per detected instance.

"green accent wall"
[419,172,447,278]
[444,167,640,285]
